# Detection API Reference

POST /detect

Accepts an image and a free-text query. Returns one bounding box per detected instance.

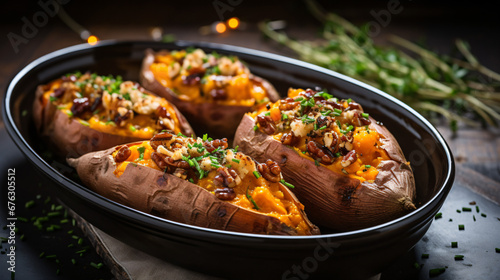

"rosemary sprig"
[259,0,500,131]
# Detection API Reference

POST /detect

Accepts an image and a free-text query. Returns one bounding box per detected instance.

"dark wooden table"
[1,1,499,279]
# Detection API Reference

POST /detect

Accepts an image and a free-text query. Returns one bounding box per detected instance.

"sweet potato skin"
[33,84,194,158]
[140,49,280,139]
[234,114,416,232]
[67,144,320,235]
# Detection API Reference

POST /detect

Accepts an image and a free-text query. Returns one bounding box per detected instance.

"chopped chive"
[47,211,60,217]
[232,158,240,164]
[451,241,458,248]
[319,125,327,130]
[457,209,461,213]
[17,216,28,222]
[253,171,261,179]
[90,262,102,269]
[280,179,295,189]
[245,187,260,210]
[429,267,446,277]
[71,259,76,265]
[462,207,471,212]
[203,134,208,141]
[75,249,87,254]
[25,200,35,208]
[421,253,429,259]
[253,125,258,131]
[458,224,465,230]
[45,254,57,259]
[39,252,45,258]
[454,255,464,260]
[78,238,83,245]
[473,215,476,221]
[496,248,500,253]
[476,205,480,213]
[481,213,487,217]
[413,262,420,269]
[361,112,369,118]
[129,125,137,132]
[365,165,371,169]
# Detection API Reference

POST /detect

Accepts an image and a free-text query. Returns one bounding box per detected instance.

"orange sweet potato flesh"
[33,75,194,158]
[140,48,280,139]
[67,141,320,236]
[233,89,416,232]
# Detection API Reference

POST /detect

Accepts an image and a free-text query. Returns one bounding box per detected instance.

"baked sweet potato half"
[33,72,194,158]
[140,48,280,138]
[67,131,320,235]
[234,88,416,232]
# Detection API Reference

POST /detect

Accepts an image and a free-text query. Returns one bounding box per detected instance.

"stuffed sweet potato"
[234,88,416,231]
[33,72,194,158]
[67,131,320,235]
[140,48,280,138]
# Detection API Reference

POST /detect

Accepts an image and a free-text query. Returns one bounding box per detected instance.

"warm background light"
[215,22,227,33]
[227,17,240,29]
[87,35,99,45]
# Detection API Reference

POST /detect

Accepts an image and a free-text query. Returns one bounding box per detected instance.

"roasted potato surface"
[140,48,280,138]
[68,132,320,235]
[33,72,194,158]
[234,88,416,231]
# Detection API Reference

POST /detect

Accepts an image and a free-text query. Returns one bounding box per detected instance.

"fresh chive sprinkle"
[496,248,500,253]
[481,213,487,217]
[71,259,76,265]
[457,209,461,213]
[253,125,258,131]
[451,241,458,248]
[39,252,45,258]
[203,134,208,141]
[232,158,240,164]
[362,112,369,118]
[25,200,35,208]
[476,205,480,213]
[413,262,420,269]
[421,253,429,259]
[454,255,464,260]
[462,207,471,212]
[245,187,260,210]
[45,254,57,259]
[365,165,371,169]
[429,267,446,277]
[280,179,295,189]
[253,171,261,179]
[458,224,465,230]
[473,215,476,221]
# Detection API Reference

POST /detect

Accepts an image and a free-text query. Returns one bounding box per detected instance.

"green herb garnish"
[246,187,260,210]
[135,146,146,162]
[280,179,295,189]
[253,171,261,179]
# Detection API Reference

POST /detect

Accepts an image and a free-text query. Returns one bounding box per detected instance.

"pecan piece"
[114,145,131,163]
[279,97,299,111]
[214,187,236,200]
[256,115,276,135]
[307,141,335,165]
[280,132,299,146]
[150,132,174,151]
[341,150,357,167]
[204,138,228,153]
[70,97,91,117]
[257,159,281,182]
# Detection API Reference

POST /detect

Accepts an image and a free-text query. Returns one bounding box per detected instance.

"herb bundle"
[259,0,500,131]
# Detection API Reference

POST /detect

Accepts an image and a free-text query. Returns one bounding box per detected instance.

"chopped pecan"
[51,88,65,99]
[279,98,299,111]
[256,115,276,135]
[214,167,238,188]
[214,187,236,200]
[150,132,174,151]
[204,138,228,153]
[307,141,335,165]
[70,97,91,117]
[257,159,281,182]
[280,132,299,146]
[114,145,131,163]
[182,72,203,86]
[341,150,357,167]
[156,106,171,118]
[352,111,371,126]
[151,152,169,171]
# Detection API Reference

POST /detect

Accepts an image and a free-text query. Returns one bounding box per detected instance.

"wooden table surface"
[1,1,499,279]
